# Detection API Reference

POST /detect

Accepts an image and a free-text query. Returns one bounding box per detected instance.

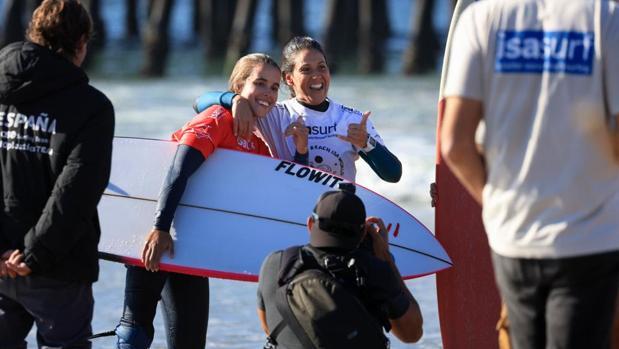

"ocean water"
[78,75,442,349]
[0,0,452,74]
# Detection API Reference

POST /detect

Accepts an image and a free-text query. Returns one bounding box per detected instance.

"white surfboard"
[98,137,452,281]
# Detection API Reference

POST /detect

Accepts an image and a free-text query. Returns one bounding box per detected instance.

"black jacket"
[0,41,114,282]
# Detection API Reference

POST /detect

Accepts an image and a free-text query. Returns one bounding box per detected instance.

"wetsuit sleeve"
[294,151,309,165]
[344,111,402,182]
[153,144,205,232]
[23,98,115,274]
[193,91,237,113]
[359,143,402,183]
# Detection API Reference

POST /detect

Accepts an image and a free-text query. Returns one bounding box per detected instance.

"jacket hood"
[0,41,88,104]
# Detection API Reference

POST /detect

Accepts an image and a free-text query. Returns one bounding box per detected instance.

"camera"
[359,227,374,252]
[338,182,356,194]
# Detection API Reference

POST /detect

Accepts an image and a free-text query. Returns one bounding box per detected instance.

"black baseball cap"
[309,189,367,249]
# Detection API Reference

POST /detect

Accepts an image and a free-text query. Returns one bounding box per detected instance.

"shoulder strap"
[277,245,304,286]
[265,321,285,348]
[269,245,317,348]
[275,283,316,349]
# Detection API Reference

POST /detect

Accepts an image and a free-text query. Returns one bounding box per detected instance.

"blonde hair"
[228,53,280,93]
[27,0,92,59]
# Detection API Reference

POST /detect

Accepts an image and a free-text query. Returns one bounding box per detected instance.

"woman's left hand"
[284,115,309,155]
[337,111,371,149]
[141,229,175,272]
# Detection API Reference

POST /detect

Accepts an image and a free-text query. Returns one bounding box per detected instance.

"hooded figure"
[0,1,114,348]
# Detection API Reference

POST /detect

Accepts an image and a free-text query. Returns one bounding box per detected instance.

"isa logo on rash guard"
[495,30,594,75]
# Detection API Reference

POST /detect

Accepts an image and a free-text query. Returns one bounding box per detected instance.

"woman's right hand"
[141,229,175,272]
[232,95,256,140]
[284,115,309,155]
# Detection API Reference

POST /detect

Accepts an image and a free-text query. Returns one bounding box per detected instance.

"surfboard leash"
[88,329,116,340]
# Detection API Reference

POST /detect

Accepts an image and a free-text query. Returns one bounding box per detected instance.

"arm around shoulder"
[193,91,235,113]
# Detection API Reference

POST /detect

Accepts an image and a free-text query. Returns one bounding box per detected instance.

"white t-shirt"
[444,0,619,258]
[256,98,384,181]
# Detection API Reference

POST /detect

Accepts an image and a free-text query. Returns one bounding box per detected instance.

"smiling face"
[237,63,281,118]
[284,48,331,105]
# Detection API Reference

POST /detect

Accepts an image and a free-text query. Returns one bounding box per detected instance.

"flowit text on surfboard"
[274,160,344,188]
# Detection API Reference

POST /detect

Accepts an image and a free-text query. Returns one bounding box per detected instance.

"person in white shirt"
[440,0,619,348]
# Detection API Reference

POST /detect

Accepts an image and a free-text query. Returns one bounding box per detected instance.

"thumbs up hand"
[337,111,371,149]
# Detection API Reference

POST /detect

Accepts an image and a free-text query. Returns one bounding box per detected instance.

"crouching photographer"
[257,185,423,349]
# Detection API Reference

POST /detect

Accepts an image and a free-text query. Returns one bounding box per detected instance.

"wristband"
[222,92,239,108]
[360,135,377,153]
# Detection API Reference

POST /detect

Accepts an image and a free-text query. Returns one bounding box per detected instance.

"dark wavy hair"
[26,0,93,59]
[280,36,328,97]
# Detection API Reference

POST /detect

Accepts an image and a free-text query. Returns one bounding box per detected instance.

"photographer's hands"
[364,216,392,263]
[364,216,424,342]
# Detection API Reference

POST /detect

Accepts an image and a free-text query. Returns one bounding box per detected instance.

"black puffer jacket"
[0,41,114,282]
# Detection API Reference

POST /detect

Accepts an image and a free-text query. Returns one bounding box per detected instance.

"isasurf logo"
[495,30,594,75]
